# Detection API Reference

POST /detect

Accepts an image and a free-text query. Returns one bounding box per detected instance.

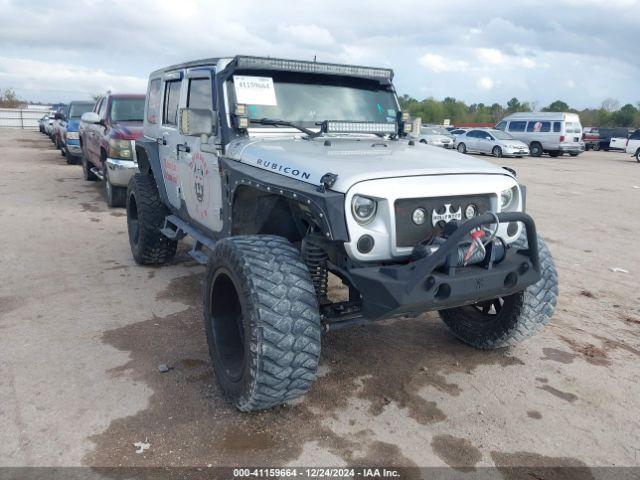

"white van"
[496,112,585,157]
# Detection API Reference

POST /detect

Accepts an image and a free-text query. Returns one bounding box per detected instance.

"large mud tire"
[439,236,558,349]
[126,173,177,265]
[204,235,321,411]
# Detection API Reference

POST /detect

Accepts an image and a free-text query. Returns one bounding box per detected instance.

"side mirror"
[179,108,217,136]
[54,112,63,120]
[81,112,101,124]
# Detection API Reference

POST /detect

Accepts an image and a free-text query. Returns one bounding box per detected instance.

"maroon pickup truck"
[79,93,145,207]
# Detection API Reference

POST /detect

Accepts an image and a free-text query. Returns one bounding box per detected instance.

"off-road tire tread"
[127,173,177,264]
[206,235,321,411]
[439,236,558,349]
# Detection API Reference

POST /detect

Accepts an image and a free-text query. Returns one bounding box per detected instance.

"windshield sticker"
[233,76,277,106]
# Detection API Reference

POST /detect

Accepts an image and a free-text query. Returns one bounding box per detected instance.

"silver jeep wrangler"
[128,56,558,411]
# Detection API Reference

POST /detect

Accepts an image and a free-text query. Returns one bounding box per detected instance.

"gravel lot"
[1,129,639,472]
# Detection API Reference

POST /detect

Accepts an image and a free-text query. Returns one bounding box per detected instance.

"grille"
[394,195,493,247]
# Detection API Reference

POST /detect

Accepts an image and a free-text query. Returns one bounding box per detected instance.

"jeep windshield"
[230,71,398,130]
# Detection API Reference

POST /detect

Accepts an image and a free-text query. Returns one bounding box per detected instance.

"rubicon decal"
[256,158,311,180]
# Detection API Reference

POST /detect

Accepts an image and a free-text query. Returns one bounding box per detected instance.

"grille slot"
[394,195,493,247]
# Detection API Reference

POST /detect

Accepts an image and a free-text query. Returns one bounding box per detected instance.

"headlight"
[66,131,79,140]
[351,195,377,224]
[108,139,133,160]
[500,186,518,210]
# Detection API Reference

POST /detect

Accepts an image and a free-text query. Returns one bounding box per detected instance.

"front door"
[176,73,223,233]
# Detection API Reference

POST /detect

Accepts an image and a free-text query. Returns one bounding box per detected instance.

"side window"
[187,78,213,110]
[527,121,550,132]
[508,121,526,132]
[467,130,478,138]
[147,79,161,124]
[163,80,182,126]
[495,121,506,131]
[630,129,640,140]
[98,97,108,119]
[553,122,562,132]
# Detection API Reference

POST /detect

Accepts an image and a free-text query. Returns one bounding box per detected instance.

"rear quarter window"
[147,79,161,124]
[163,80,182,126]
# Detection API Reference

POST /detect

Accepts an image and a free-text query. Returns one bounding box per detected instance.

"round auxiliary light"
[357,235,375,254]
[412,207,427,225]
[465,204,478,219]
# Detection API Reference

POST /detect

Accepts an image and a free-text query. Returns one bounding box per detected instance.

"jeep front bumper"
[344,212,541,320]
[105,158,138,187]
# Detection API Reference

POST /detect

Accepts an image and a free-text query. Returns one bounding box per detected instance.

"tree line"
[3,85,639,129]
[399,95,640,129]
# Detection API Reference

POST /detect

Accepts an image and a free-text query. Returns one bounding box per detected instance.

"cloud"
[476,48,505,65]
[478,77,494,90]
[0,56,146,100]
[0,0,639,107]
[419,54,469,73]
[277,24,336,47]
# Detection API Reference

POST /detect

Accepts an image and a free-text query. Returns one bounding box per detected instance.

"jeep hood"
[226,136,510,193]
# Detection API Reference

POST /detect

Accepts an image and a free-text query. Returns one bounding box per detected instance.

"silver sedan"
[417,126,456,149]
[455,129,529,157]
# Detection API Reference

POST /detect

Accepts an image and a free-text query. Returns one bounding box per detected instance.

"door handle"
[157,137,167,145]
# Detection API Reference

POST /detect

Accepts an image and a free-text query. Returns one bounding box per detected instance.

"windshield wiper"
[249,118,321,138]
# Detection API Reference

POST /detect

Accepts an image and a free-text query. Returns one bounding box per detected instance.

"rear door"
[477,131,493,153]
[159,72,184,210]
[464,130,480,151]
[526,120,552,149]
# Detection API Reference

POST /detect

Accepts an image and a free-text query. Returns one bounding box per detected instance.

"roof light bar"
[323,121,398,135]
[235,56,393,80]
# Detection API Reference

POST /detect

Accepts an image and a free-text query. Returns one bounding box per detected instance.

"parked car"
[52,106,68,146]
[417,125,455,148]
[496,112,584,157]
[582,127,600,151]
[57,101,94,164]
[626,129,640,162]
[79,93,145,207]
[126,55,557,411]
[38,115,49,133]
[44,115,56,137]
[455,129,529,157]
[596,127,629,151]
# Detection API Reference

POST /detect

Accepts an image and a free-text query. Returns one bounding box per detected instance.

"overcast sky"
[1,0,638,108]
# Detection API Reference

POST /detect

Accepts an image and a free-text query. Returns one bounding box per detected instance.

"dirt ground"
[1,129,639,473]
